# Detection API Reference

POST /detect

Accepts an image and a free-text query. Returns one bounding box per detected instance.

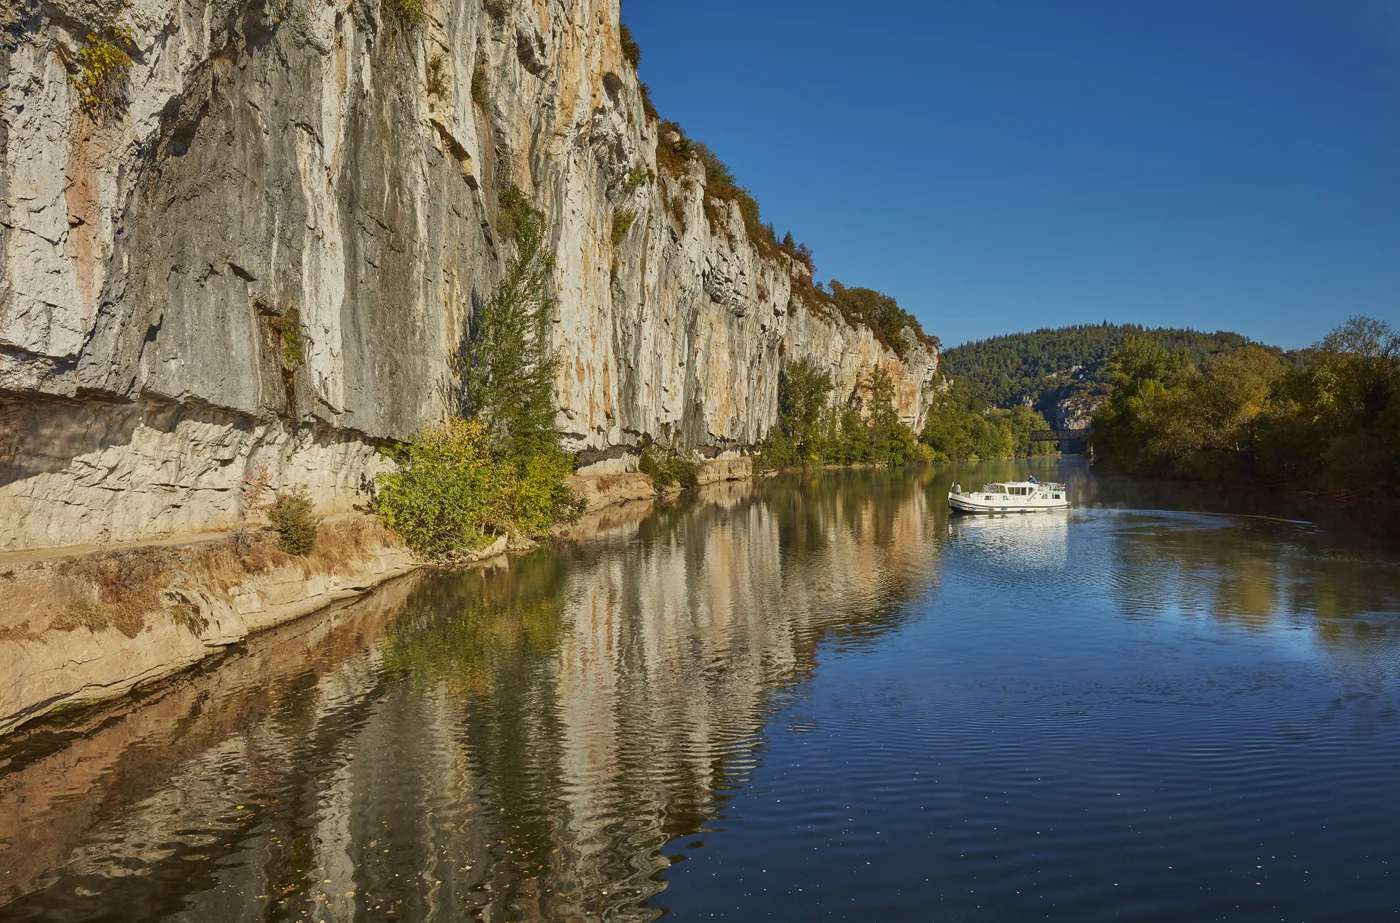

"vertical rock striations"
[0,0,941,552]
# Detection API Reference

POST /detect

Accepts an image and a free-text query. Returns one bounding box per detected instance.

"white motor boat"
[947,479,1069,514]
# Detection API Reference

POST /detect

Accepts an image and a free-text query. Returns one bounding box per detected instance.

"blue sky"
[622,0,1400,350]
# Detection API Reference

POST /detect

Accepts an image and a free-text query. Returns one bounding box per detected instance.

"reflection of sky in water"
[947,511,1070,571]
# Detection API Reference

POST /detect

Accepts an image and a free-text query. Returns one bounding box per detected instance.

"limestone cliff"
[0,0,942,552]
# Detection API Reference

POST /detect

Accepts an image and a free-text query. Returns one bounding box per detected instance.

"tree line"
[943,322,1286,418]
[1091,317,1400,493]
[758,359,1055,470]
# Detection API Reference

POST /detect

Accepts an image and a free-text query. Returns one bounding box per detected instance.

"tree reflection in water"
[1103,508,1400,649]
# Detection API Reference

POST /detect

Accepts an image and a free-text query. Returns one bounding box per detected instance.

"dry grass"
[52,552,178,638]
[0,621,42,644]
[47,518,398,639]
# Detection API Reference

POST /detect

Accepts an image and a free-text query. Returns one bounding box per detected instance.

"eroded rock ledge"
[0,455,753,735]
[0,517,417,735]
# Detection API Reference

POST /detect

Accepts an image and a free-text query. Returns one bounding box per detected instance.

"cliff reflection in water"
[370,473,941,920]
[0,471,942,922]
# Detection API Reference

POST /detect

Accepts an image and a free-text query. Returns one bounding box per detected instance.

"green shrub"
[639,445,699,490]
[376,420,582,558]
[509,446,585,534]
[623,165,648,193]
[471,61,488,106]
[494,183,536,244]
[611,208,637,247]
[755,428,797,471]
[426,53,448,96]
[638,81,659,122]
[268,486,320,555]
[638,447,662,483]
[268,307,304,368]
[483,0,510,19]
[73,29,135,119]
[386,0,426,27]
[377,418,507,557]
[620,23,641,69]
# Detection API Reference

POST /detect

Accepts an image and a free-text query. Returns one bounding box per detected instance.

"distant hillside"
[943,324,1282,422]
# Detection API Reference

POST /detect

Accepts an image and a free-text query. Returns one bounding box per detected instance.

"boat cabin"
[976,482,1065,501]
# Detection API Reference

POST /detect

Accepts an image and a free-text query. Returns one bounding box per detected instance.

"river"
[3,459,1399,921]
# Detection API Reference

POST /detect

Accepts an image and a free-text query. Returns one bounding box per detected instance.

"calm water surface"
[3,460,1400,921]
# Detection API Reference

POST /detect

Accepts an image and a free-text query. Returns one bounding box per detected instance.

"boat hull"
[947,493,1069,514]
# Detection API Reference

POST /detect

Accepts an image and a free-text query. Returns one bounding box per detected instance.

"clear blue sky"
[623,0,1399,350]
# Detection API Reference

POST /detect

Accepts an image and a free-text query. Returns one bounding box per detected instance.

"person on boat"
[1028,475,1038,484]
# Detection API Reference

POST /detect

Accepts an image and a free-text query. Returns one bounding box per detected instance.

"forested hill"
[943,324,1275,415]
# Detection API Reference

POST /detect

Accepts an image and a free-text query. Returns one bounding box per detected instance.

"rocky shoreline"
[0,458,752,736]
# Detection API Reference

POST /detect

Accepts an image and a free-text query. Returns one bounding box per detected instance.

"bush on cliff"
[268,486,321,555]
[71,29,136,120]
[385,0,426,28]
[620,23,641,69]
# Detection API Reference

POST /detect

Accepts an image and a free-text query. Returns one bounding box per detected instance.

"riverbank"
[0,516,417,736]
[0,457,754,736]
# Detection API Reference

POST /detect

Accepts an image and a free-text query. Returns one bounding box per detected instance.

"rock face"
[1055,394,1104,430]
[0,0,941,552]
